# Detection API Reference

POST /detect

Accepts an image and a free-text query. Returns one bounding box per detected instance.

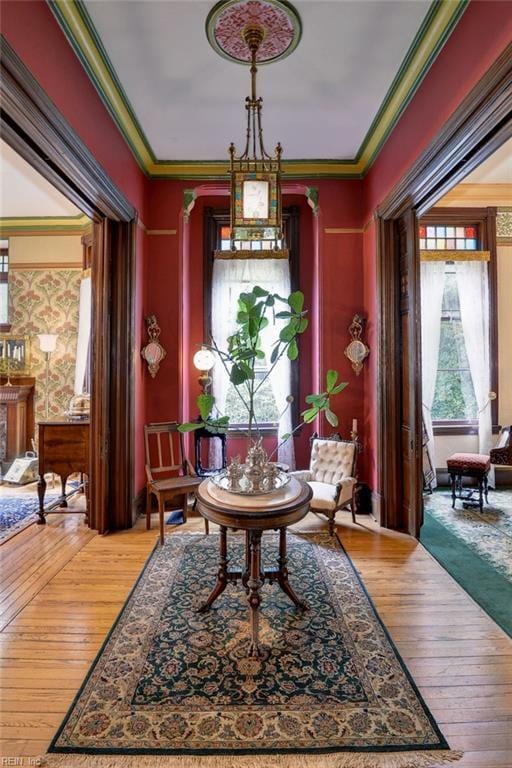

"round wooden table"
[195,477,312,657]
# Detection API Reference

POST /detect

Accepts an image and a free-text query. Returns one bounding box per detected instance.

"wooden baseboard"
[132,488,146,524]
[371,491,382,524]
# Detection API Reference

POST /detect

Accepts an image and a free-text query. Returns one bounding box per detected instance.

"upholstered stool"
[446,453,490,512]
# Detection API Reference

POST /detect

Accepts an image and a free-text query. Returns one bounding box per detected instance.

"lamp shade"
[38,333,58,353]
[193,347,215,372]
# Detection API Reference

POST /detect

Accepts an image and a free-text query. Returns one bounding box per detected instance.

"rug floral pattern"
[424,489,512,581]
[50,532,448,755]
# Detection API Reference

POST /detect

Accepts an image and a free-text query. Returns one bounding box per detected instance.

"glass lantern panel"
[243,180,269,220]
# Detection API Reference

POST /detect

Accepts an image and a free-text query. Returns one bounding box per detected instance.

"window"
[431,263,478,421]
[0,240,10,331]
[419,208,498,434]
[204,208,299,432]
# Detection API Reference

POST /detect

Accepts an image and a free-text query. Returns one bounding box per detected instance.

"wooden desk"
[195,478,312,657]
[37,420,90,525]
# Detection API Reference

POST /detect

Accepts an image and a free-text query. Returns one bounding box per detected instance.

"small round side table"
[195,478,312,657]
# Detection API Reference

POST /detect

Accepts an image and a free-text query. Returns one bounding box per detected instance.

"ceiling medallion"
[206,0,302,65]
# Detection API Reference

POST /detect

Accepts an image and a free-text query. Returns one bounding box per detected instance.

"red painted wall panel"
[363,0,512,218]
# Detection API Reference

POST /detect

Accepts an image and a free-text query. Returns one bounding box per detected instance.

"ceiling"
[49,0,464,176]
[463,138,512,184]
[84,0,431,162]
[0,140,81,218]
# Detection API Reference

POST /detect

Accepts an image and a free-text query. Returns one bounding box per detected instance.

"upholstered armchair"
[291,434,357,535]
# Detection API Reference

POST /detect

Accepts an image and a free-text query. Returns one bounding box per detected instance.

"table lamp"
[193,346,215,395]
[38,333,58,419]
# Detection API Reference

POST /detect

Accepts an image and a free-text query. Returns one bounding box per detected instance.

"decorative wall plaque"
[141,315,166,378]
[344,314,369,376]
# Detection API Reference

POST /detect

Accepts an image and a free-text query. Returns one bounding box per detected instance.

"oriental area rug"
[45,532,461,768]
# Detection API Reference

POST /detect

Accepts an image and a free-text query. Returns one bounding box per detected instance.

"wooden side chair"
[144,422,207,544]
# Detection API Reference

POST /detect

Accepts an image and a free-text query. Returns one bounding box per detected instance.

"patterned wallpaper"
[497,209,512,240]
[9,269,81,422]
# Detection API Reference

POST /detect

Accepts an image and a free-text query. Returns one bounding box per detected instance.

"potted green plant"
[179,285,347,493]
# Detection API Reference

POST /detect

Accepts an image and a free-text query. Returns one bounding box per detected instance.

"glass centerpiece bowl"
[179,285,348,496]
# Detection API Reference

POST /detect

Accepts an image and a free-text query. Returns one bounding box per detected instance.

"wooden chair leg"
[146,487,152,530]
[182,493,188,523]
[158,496,165,545]
[204,517,209,535]
[350,496,356,524]
[328,512,335,537]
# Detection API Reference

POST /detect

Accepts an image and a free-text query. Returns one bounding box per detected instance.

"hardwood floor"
[1,509,511,766]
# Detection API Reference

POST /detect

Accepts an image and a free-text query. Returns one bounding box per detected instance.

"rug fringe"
[41,748,463,768]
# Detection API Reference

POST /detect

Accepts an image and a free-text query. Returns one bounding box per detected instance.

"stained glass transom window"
[419,225,478,251]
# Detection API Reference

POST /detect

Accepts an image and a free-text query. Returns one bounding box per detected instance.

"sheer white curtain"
[420,261,446,483]
[74,273,91,394]
[210,257,294,467]
[455,260,493,485]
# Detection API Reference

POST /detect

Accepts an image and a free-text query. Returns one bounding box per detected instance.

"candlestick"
[350,418,358,443]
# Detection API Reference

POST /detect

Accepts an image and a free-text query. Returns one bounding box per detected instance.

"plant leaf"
[301,407,319,423]
[305,393,324,405]
[252,286,268,297]
[230,364,249,385]
[287,339,299,360]
[279,323,296,343]
[270,344,280,363]
[178,422,202,433]
[288,290,304,313]
[240,292,255,309]
[197,394,214,421]
[280,433,291,441]
[275,310,292,319]
[297,317,309,334]
[331,382,348,395]
[325,408,339,427]
[326,370,338,391]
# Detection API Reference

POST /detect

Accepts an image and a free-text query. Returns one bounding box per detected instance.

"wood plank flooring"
[1,509,511,766]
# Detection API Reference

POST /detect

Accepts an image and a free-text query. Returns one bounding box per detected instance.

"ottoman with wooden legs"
[446,452,490,513]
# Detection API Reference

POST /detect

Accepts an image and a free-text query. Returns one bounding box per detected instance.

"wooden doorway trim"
[376,43,512,535]
[1,37,137,533]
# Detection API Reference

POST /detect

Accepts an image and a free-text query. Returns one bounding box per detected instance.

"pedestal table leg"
[277,528,309,610]
[198,525,229,612]
[247,530,263,657]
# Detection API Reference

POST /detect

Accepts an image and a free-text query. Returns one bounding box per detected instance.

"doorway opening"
[1,37,137,536]
[418,141,512,635]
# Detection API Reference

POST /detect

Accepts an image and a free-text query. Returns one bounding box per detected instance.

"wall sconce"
[193,347,216,395]
[344,315,369,376]
[141,315,166,378]
[37,333,58,419]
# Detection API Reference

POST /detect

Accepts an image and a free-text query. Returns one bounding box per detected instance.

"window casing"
[419,207,498,435]
[204,207,300,432]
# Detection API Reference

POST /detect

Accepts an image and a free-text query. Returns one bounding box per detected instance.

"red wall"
[363,0,512,219]
[3,0,511,504]
[143,180,366,473]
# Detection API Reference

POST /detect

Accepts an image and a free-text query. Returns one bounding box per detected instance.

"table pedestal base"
[198,527,308,657]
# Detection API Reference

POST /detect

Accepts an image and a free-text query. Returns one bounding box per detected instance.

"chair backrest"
[490,426,512,466]
[144,422,188,482]
[309,437,357,485]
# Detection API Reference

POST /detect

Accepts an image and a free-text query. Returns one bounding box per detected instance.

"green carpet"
[421,511,512,636]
